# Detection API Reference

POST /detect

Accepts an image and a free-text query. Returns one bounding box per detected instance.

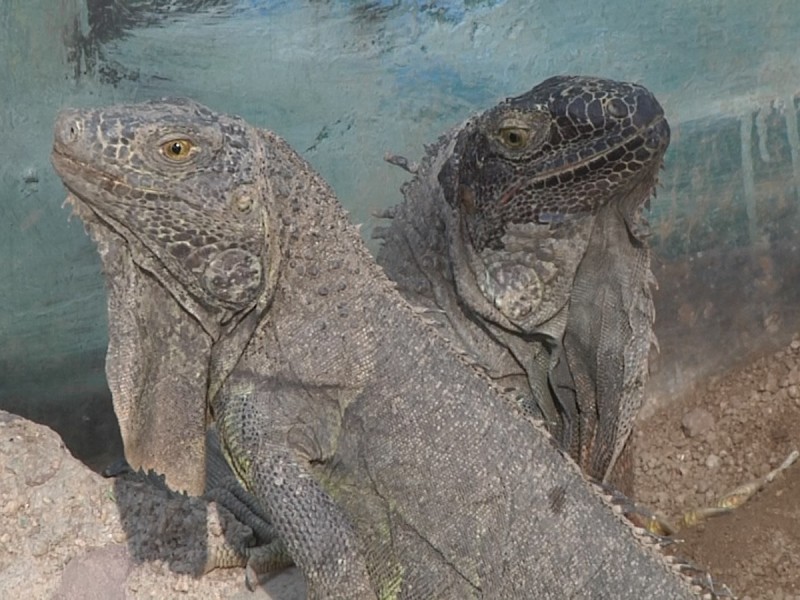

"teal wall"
[2,0,799,459]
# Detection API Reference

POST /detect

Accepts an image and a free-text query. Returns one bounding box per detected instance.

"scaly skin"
[375,76,669,487]
[52,97,711,598]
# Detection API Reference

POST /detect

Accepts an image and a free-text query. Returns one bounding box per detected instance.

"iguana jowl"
[51,97,704,598]
[376,76,669,486]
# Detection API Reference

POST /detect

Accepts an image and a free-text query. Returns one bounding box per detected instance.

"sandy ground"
[635,334,800,599]
[2,335,800,598]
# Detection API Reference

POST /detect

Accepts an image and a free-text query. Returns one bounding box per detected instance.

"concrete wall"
[2,0,799,462]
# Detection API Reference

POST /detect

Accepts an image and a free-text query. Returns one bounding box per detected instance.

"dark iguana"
[375,76,669,487]
[51,98,707,598]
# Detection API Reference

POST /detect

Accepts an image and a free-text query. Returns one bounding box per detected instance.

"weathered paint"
[1,0,799,459]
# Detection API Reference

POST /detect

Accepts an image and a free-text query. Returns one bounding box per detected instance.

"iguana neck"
[258,129,384,301]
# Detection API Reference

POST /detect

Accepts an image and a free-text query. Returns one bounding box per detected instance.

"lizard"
[51,97,716,598]
[374,75,668,490]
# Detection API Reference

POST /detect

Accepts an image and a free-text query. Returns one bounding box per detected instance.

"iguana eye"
[498,127,530,149]
[160,139,195,161]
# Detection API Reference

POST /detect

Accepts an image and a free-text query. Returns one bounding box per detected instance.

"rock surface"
[0,410,305,600]
[680,407,716,438]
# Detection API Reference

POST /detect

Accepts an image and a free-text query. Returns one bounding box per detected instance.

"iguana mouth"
[52,149,165,212]
[490,113,670,212]
[533,114,668,183]
[52,151,155,262]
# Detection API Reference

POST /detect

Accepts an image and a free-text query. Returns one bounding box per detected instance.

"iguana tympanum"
[52,97,707,598]
[375,76,669,488]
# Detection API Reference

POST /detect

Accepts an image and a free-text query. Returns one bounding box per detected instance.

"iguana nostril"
[54,111,83,145]
[66,121,82,143]
[632,91,663,127]
[645,117,671,150]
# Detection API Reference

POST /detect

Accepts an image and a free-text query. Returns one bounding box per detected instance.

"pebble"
[173,575,191,593]
[681,407,716,438]
[766,371,780,393]
[1,499,20,515]
[705,453,721,469]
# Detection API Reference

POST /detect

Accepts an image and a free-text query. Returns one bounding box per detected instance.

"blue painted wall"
[2,0,799,456]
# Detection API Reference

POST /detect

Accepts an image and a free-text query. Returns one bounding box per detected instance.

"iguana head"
[51,98,276,494]
[52,97,269,320]
[438,75,671,252]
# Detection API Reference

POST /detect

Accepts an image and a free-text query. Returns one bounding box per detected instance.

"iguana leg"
[205,426,279,544]
[214,382,377,599]
[235,446,377,599]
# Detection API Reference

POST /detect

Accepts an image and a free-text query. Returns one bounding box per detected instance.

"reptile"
[374,75,668,488]
[51,97,713,598]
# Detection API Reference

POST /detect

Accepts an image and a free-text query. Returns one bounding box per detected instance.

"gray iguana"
[51,97,710,598]
[375,76,668,488]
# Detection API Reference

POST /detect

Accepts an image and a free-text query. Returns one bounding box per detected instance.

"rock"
[765,371,780,393]
[705,454,721,469]
[0,409,304,600]
[681,407,716,438]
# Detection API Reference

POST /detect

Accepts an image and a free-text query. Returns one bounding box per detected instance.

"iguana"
[374,76,668,488]
[51,97,712,598]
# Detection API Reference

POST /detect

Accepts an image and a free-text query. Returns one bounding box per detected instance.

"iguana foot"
[629,448,799,536]
[202,504,292,582]
[205,482,277,544]
[677,448,798,529]
[204,488,295,590]
[243,539,295,591]
[622,502,679,537]
[675,564,736,599]
[621,448,799,536]
[598,481,679,536]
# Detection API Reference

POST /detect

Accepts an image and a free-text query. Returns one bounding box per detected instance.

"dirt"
[635,333,800,599]
[3,338,800,599]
